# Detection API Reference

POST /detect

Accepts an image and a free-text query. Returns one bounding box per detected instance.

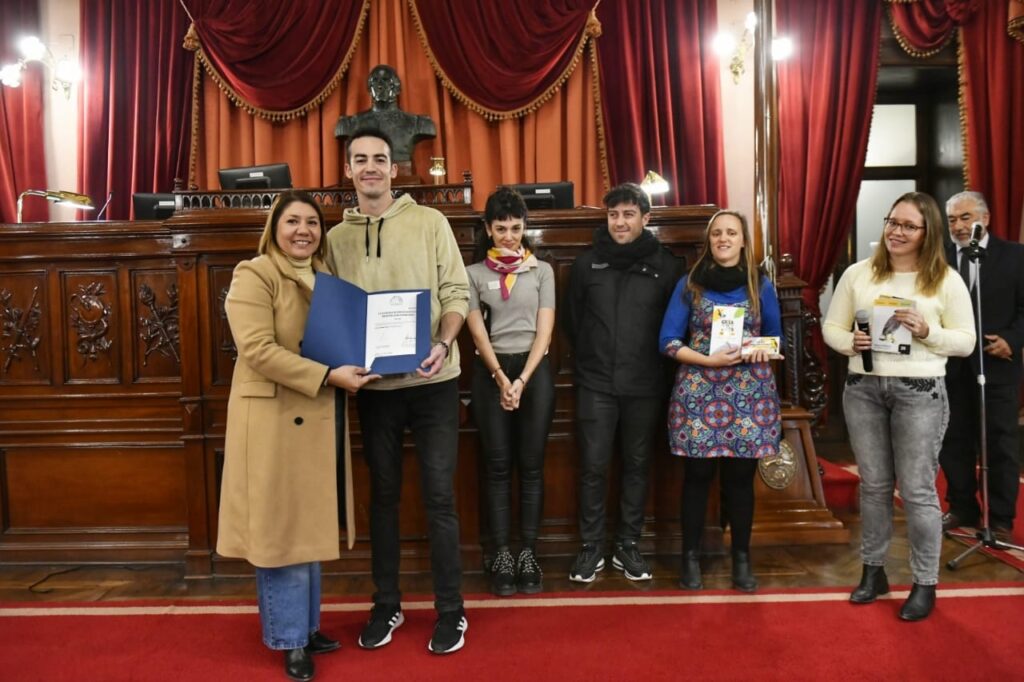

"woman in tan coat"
[218,190,379,681]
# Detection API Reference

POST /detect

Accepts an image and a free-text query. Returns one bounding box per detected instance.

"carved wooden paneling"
[132,270,181,381]
[2,446,187,528]
[208,265,237,386]
[0,272,49,385]
[62,272,119,383]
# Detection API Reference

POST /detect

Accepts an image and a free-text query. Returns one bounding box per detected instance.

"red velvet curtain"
[960,2,1024,240]
[888,0,1024,239]
[183,0,368,117]
[594,0,727,206]
[78,0,193,220]
[776,1,882,359]
[0,0,47,223]
[408,0,598,118]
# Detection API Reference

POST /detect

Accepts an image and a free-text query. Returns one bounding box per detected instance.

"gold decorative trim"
[1010,0,1024,44]
[407,1,603,121]
[187,55,201,190]
[589,41,611,193]
[182,1,370,122]
[956,28,971,189]
[885,2,955,58]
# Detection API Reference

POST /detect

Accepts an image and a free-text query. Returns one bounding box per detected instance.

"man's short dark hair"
[603,183,651,215]
[345,127,394,162]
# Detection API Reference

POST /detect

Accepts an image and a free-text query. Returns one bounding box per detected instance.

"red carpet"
[819,458,1024,570]
[3,587,1023,681]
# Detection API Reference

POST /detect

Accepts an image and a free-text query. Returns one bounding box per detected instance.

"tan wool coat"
[216,248,355,568]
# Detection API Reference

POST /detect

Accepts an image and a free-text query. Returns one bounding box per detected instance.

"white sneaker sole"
[427,617,468,654]
[612,555,653,581]
[358,610,405,649]
[569,557,605,583]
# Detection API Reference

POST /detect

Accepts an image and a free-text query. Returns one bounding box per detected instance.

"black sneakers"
[428,608,468,654]
[516,547,543,594]
[612,540,653,581]
[357,603,404,649]
[569,544,605,583]
[491,548,517,596]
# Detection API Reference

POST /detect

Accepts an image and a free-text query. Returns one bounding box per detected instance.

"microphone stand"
[947,234,1024,568]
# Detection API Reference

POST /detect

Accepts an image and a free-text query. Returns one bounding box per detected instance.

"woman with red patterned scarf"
[466,187,556,597]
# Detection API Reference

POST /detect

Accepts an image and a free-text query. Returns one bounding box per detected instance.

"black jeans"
[576,386,661,548]
[471,354,555,549]
[681,457,759,553]
[356,379,462,613]
[940,361,1021,528]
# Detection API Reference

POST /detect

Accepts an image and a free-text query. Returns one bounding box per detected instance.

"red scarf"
[484,247,537,300]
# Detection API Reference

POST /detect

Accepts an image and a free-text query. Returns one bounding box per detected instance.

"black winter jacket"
[563,231,683,397]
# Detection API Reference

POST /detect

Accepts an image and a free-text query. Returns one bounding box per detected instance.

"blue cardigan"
[658,275,783,353]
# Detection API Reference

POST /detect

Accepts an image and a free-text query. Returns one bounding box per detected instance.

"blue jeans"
[843,374,949,585]
[255,562,321,650]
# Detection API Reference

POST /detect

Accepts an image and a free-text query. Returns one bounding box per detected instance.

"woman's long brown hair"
[869,191,948,296]
[685,210,762,317]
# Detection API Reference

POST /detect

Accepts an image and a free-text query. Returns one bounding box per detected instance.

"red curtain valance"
[407,0,601,120]
[181,0,369,121]
[886,0,1024,239]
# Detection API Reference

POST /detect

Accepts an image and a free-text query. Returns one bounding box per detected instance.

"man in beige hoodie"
[326,128,470,655]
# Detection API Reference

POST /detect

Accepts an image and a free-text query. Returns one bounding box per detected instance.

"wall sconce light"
[1,35,82,99]
[713,13,793,84]
[640,170,670,197]
[429,157,446,185]
[17,189,94,223]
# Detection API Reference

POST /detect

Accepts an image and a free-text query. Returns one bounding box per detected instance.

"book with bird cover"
[871,295,915,355]
[710,306,745,355]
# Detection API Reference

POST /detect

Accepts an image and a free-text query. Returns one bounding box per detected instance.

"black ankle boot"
[849,564,890,604]
[284,647,314,681]
[899,583,936,621]
[679,550,703,590]
[731,550,757,593]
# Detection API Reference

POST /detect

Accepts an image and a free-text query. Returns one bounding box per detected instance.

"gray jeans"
[843,374,949,585]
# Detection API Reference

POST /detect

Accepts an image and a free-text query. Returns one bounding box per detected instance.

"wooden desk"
[0,204,845,577]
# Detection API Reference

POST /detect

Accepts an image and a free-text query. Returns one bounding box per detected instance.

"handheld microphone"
[969,221,984,245]
[854,309,873,373]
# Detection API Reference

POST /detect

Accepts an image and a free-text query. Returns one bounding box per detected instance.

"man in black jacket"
[939,191,1024,541]
[563,183,683,583]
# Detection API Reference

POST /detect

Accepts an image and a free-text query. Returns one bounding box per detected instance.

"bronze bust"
[335,65,437,174]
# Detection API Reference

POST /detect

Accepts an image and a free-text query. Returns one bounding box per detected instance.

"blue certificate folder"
[301,273,431,375]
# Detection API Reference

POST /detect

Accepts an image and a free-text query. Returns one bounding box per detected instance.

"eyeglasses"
[883,218,924,234]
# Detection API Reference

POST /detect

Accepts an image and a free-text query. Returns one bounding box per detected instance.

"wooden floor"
[0,509,1019,603]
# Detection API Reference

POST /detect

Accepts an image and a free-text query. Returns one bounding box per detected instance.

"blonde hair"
[870,191,948,296]
[685,210,762,318]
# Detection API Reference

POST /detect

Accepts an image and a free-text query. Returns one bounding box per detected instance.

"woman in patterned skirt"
[658,210,782,592]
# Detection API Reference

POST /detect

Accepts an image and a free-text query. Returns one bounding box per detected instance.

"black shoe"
[491,548,517,596]
[941,511,976,532]
[428,608,468,654]
[516,547,543,594]
[305,630,340,654]
[731,550,757,593]
[679,549,703,590]
[612,540,653,581]
[899,583,936,621]
[569,544,605,583]
[849,564,890,604]
[992,525,1014,545]
[358,603,404,649]
[284,648,314,681]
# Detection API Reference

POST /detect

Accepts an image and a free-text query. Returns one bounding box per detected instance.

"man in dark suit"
[939,191,1024,541]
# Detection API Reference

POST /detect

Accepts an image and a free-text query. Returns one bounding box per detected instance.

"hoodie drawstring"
[363,215,385,261]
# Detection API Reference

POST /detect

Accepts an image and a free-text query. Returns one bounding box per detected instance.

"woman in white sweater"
[823,191,974,622]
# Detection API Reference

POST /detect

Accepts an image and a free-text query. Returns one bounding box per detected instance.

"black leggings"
[682,457,759,553]
[471,354,555,548]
